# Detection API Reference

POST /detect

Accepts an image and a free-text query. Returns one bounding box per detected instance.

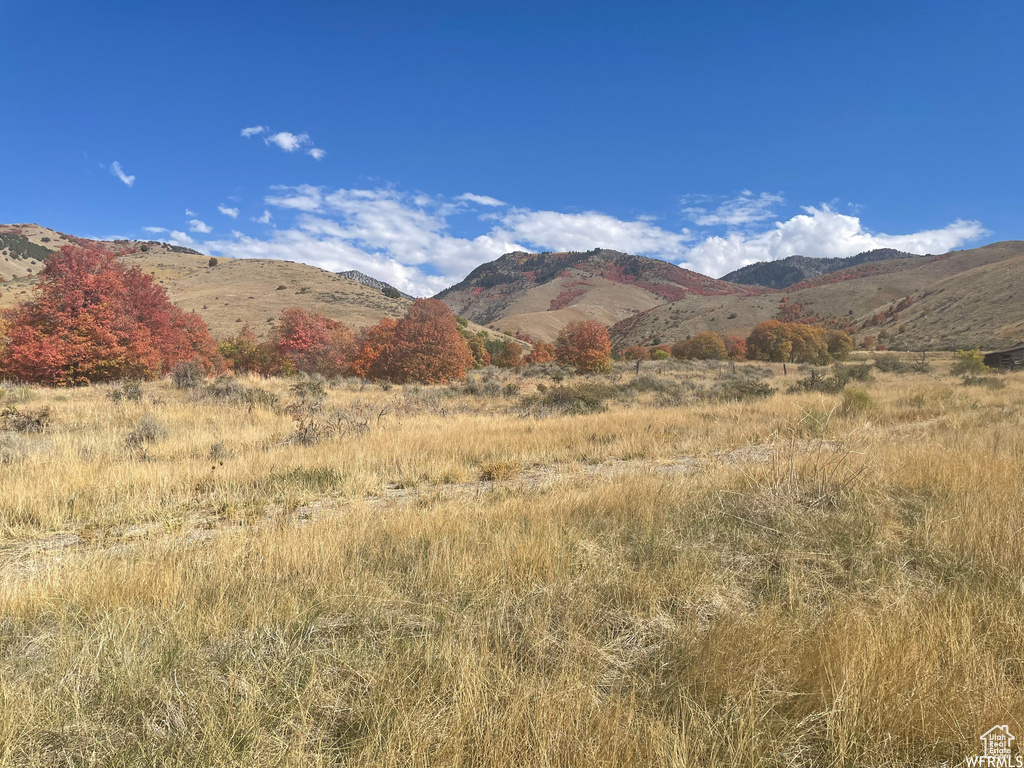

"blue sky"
[2,0,1020,295]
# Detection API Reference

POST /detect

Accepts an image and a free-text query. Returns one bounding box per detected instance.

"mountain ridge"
[721,247,926,289]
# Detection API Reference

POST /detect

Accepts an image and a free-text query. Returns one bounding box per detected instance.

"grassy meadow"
[0,356,1022,766]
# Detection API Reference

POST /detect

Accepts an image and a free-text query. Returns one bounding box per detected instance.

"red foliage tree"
[723,334,747,360]
[555,320,612,373]
[272,307,355,377]
[525,341,555,364]
[0,245,221,385]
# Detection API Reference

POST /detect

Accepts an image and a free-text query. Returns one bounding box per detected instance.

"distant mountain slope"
[610,241,1024,351]
[721,248,924,289]
[436,248,760,341]
[337,270,413,300]
[0,224,509,344]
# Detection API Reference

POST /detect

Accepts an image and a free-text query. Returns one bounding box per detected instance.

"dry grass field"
[1,357,1022,765]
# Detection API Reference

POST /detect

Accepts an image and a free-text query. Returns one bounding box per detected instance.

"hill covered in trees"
[721,248,924,289]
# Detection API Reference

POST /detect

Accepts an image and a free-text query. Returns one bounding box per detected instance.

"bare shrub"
[0,432,29,465]
[1,405,51,433]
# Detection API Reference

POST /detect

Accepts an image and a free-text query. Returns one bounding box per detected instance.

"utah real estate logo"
[967,726,1023,767]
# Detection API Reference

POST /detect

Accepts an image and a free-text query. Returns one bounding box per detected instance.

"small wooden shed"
[983,344,1024,371]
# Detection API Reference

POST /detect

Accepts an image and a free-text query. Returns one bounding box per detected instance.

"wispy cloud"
[182,183,986,296]
[684,190,784,227]
[264,184,323,212]
[188,219,212,234]
[241,125,268,138]
[308,148,326,160]
[218,205,240,218]
[457,193,506,207]
[110,161,135,187]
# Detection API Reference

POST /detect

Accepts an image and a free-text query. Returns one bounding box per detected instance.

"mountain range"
[2,222,1022,352]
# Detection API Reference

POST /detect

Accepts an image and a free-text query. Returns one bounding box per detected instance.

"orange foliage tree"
[0,245,221,385]
[525,341,555,364]
[671,331,727,360]
[745,320,832,364]
[351,299,473,383]
[555,320,612,373]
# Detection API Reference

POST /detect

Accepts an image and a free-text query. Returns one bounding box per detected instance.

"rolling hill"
[436,248,762,341]
[0,224,510,343]
[610,241,1024,351]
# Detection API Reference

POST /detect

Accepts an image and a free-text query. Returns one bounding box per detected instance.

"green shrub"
[840,387,873,417]
[790,370,846,394]
[107,381,144,403]
[711,378,774,402]
[961,375,1006,390]
[873,354,910,373]
[951,349,987,375]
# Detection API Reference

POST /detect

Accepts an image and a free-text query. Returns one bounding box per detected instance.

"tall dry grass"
[0,359,1021,765]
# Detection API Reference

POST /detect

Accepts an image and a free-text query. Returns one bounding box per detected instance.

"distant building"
[984,344,1024,371]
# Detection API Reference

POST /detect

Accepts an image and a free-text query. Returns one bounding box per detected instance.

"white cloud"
[185,208,196,217]
[264,184,323,212]
[168,230,194,245]
[684,190,784,227]
[494,209,693,259]
[265,131,311,152]
[241,125,268,138]
[456,193,506,207]
[308,147,327,160]
[110,161,135,187]
[682,205,988,277]
[218,205,240,218]
[144,226,167,234]
[185,184,987,296]
[188,219,212,234]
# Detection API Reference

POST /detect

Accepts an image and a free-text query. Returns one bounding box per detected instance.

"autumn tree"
[746,321,832,364]
[272,307,355,377]
[349,317,398,380]
[487,339,524,369]
[352,299,473,383]
[555,320,612,373]
[525,341,555,364]
[464,335,491,367]
[0,245,221,385]
[723,334,747,360]
[219,325,276,375]
[826,330,853,360]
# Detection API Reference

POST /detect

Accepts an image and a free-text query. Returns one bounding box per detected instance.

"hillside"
[436,248,760,341]
[721,247,924,289]
[611,241,1024,351]
[338,270,413,300]
[0,224,507,343]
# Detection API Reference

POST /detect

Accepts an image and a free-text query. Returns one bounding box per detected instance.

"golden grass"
[0,359,1022,765]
